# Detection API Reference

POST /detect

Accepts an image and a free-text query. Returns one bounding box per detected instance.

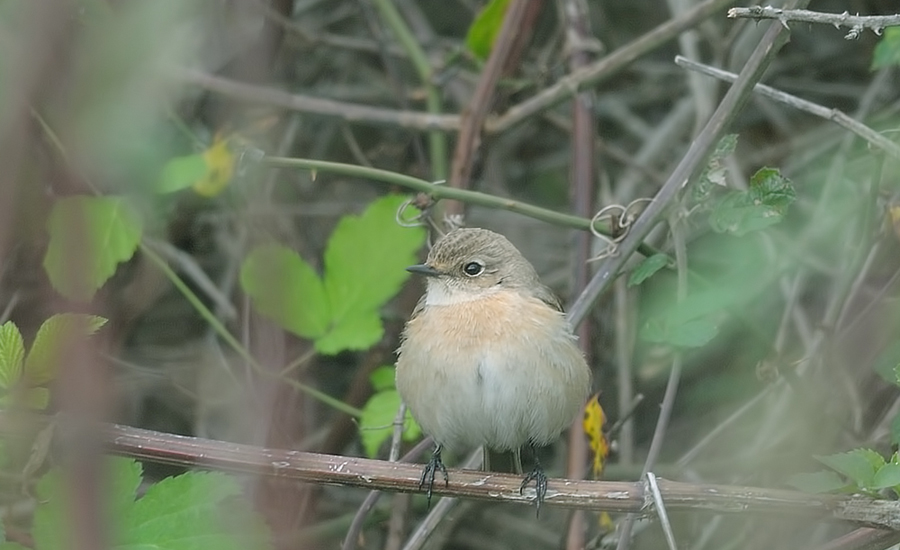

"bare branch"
[727,7,900,39]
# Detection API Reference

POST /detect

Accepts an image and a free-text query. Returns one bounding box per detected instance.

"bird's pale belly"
[396,292,590,452]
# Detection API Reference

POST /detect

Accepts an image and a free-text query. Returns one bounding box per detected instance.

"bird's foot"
[419,444,449,508]
[519,460,548,517]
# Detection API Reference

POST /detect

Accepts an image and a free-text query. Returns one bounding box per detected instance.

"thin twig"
[674,56,900,159]
[727,7,900,39]
[172,68,460,133]
[646,472,679,550]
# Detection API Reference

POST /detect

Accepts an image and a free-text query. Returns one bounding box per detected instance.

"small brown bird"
[396,228,592,512]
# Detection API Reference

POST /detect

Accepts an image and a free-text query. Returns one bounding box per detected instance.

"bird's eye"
[463,261,484,276]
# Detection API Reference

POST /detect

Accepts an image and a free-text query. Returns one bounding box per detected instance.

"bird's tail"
[483,446,524,474]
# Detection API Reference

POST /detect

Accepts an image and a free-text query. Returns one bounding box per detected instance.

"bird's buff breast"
[396,291,590,452]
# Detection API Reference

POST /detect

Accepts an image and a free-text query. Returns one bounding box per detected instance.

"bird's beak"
[406,264,441,277]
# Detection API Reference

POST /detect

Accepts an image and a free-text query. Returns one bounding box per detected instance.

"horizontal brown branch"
[8,417,896,530]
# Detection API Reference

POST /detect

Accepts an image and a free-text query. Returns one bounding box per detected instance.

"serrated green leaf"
[129,471,271,550]
[815,449,885,486]
[749,167,796,210]
[370,365,397,392]
[709,167,795,236]
[872,463,900,489]
[628,254,670,287]
[360,388,421,458]
[872,27,900,69]
[240,244,330,340]
[34,458,142,550]
[787,471,850,494]
[157,152,207,194]
[43,196,143,301]
[314,310,383,355]
[35,457,271,550]
[23,314,107,386]
[872,340,900,385]
[320,195,425,354]
[0,321,24,389]
[465,0,511,60]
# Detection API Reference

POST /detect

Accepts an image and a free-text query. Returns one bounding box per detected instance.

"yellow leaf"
[597,511,614,532]
[890,203,900,242]
[583,393,609,479]
[193,135,235,197]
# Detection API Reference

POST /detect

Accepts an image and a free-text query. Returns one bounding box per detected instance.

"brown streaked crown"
[418,228,557,305]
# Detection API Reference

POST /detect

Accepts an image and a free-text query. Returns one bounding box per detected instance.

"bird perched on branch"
[396,227,592,513]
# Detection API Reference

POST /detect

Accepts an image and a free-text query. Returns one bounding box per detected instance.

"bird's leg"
[419,443,449,507]
[519,444,547,517]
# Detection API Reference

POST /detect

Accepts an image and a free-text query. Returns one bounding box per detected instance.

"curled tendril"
[587,198,653,261]
[395,198,427,228]
[396,179,447,229]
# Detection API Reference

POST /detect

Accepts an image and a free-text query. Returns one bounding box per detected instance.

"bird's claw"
[419,445,449,508]
[519,462,548,517]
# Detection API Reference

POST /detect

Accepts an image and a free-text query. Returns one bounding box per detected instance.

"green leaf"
[709,167,795,236]
[34,458,142,550]
[628,254,671,287]
[465,0,511,60]
[872,340,900,385]
[640,284,750,348]
[43,196,143,301]
[641,316,718,348]
[787,471,850,493]
[359,388,421,458]
[157,152,207,194]
[34,457,272,550]
[319,195,425,354]
[815,449,885,487]
[872,27,900,69]
[314,309,384,355]
[23,314,107,386]
[872,463,900,489]
[370,365,397,392]
[240,244,331,339]
[891,413,900,447]
[748,168,796,210]
[0,321,24,389]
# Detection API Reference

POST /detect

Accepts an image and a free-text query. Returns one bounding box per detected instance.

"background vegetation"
[2,0,900,549]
